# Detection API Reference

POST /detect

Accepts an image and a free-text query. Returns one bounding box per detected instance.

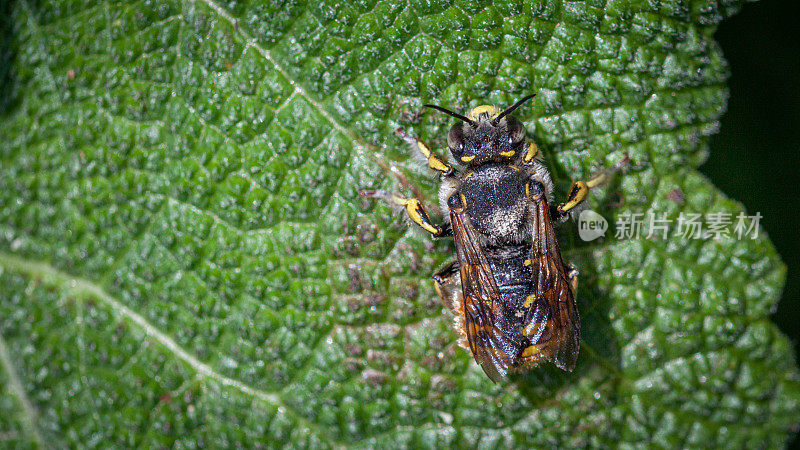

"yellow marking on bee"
[416,141,432,158]
[458,193,468,212]
[464,171,474,180]
[415,141,450,173]
[561,181,589,212]
[461,155,475,163]
[418,223,439,235]
[467,105,501,121]
[428,156,449,173]
[525,182,530,198]
[523,142,539,163]
[403,198,438,235]
[500,150,515,157]
[523,259,531,266]
[523,294,537,308]
[508,165,520,172]
[521,344,544,358]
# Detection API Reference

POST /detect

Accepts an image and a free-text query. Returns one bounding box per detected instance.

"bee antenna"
[492,94,536,125]
[423,104,477,127]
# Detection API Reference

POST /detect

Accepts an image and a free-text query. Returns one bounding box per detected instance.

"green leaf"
[1,0,798,447]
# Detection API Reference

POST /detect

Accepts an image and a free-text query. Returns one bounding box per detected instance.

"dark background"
[705,1,800,445]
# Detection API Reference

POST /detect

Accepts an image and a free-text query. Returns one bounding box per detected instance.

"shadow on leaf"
[0,0,18,115]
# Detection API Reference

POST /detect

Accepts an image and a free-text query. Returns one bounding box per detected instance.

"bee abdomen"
[488,253,555,354]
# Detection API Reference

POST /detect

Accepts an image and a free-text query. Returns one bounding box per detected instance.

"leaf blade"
[1,0,798,447]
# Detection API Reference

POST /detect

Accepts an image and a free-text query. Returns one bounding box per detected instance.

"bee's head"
[424,95,534,166]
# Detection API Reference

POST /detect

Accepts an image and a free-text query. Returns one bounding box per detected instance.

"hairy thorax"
[459,163,529,246]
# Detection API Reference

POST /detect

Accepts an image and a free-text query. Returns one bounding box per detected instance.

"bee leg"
[395,128,455,176]
[432,260,459,284]
[433,260,461,313]
[521,141,540,164]
[553,172,607,221]
[432,260,469,349]
[566,264,579,296]
[362,190,449,238]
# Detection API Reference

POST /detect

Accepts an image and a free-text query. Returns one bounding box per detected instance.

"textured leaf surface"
[1,0,798,447]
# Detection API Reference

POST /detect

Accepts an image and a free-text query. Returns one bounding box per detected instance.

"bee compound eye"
[447,125,465,154]
[506,117,525,145]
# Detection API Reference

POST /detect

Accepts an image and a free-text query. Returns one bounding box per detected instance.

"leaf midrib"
[0,251,347,448]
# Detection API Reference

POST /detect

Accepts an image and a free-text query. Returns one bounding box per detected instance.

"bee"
[366,95,604,382]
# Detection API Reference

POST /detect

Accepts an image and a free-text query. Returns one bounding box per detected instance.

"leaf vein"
[0,251,345,448]
[0,334,44,447]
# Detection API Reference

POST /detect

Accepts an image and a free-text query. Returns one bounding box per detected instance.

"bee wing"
[524,195,581,371]
[450,209,515,382]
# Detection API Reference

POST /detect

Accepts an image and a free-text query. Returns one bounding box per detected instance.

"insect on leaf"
[0,0,798,447]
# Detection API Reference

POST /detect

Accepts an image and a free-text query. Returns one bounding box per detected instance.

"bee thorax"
[458,163,529,245]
